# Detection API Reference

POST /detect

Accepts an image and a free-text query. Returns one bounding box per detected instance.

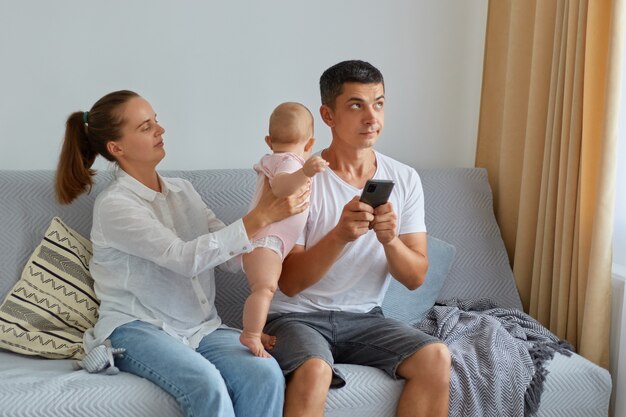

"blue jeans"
[109,321,285,417]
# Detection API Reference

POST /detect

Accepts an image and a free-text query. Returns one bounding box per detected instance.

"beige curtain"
[476,0,624,367]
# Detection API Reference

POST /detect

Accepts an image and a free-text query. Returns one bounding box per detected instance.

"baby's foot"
[261,333,277,350]
[240,332,271,358]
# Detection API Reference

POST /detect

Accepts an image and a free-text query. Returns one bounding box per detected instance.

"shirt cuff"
[215,218,252,258]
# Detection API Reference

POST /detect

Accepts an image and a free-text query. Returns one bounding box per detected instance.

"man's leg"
[284,358,333,417]
[395,342,451,417]
[333,308,450,417]
[264,311,340,417]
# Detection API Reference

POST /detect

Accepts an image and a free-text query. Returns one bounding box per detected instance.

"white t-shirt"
[84,169,251,351]
[269,151,426,314]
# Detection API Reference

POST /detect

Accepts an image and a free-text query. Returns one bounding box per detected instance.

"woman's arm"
[95,176,309,277]
[242,178,309,239]
[213,179,309,273]
[94,195,251,277]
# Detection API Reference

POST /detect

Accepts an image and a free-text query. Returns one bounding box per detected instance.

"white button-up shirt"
[84,169,251,351]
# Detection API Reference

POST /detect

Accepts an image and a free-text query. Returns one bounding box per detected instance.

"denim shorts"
[264,307,440,388]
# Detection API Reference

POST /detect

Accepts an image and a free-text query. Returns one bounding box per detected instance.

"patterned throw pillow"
[0,217,98,359]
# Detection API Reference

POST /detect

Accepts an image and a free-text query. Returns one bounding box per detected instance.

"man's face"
[322,82,385,150]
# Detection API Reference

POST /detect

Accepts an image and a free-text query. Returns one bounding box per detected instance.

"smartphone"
[360,179,395,208]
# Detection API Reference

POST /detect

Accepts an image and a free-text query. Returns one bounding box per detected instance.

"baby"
[241,102,328,357]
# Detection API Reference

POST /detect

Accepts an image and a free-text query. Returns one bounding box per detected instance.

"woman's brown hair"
[55,90,139,204]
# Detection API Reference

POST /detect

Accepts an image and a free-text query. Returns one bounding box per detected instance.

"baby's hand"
[303,155,329,177]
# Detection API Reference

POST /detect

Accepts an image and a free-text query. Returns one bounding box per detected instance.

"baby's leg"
[241,247,282,358]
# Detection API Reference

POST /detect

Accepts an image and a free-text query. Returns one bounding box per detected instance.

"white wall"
[0,0,487,171]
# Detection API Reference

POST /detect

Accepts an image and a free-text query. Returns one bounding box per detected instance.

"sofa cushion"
[0,217,97,359]
[382,235,456,324]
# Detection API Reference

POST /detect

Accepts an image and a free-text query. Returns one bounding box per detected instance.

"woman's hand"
[242,178,310,239]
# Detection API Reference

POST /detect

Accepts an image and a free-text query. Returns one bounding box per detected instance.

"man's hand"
[279,197,373,296]
[302,155,329,177]
[332,196,374,243]
[370,202,398,245]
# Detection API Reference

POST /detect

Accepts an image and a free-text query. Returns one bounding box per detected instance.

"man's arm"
[278,196,374,296]
[382,232,428,289]
[371,202,428,290]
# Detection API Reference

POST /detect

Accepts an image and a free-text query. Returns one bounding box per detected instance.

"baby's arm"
[270,155,328,198]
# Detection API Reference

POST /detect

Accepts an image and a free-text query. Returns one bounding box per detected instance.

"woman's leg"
[109,321,235,417]
[197,328,285,417]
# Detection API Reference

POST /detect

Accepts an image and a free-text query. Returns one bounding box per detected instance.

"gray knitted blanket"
[416,299,573,417]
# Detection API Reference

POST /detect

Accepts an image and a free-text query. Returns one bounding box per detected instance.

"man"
[265,60,450,417]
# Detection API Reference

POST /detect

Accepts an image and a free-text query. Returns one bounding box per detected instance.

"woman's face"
[111,97,166,169]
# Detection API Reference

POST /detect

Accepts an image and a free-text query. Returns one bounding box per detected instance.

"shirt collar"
[116,168,182,201]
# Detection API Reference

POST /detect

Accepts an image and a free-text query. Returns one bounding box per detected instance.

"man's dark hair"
[319,60,384,108]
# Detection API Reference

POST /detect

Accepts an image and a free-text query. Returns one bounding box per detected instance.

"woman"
[55,90,307,417]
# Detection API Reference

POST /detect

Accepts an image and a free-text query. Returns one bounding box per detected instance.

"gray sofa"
[0,168,611,416]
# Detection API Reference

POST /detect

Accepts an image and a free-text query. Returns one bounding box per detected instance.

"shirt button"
[229,251,235,256]
[201,299,207,304]
[192,276,197,281]
[242,246,248,251]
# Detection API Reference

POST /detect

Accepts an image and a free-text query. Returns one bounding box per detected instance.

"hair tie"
[83,111,89,126]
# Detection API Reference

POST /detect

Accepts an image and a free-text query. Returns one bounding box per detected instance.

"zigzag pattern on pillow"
[0,217,98,359]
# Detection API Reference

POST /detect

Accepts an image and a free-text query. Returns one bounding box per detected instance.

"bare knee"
[398,343,451,387]
[284,358,332,417]
[427,343,452,368]
[290,358,333,389]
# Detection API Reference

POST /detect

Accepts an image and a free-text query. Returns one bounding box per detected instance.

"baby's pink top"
[250,152,308,258]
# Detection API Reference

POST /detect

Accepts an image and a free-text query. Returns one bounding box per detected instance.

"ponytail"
[54,90,139,204]
[55,112,97,204]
